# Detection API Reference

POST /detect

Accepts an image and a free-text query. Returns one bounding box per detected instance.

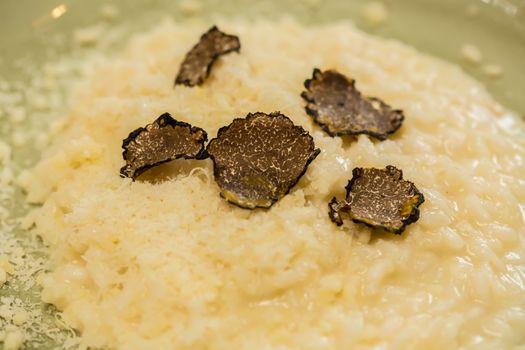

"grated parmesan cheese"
[12,311,29,326]
[0,142,11,164]
[73,25,105,47]
[19,20,525,349]
[0,29,89,348]
[362,1,389,26]
[0,257,14,275]
[178,0,203,15]
[20,18,525,350]
[483,63,503,79]
[100,4,120,21]
[11,132,27,148]
[3,329,24,350]
[461,43,483,64]
[8,107,26,124]
[0,267,6,287]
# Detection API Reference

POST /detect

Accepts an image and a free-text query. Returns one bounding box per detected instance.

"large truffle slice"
[205,112,320,209]
[301,69,404,140]
[175,26,241,87]
[329,166,424,234]
[120,113,208,179]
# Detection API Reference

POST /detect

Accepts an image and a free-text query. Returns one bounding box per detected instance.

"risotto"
[18,18,525,350]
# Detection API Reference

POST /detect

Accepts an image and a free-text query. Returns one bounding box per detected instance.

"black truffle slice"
[175,26,241,87]
[205,112,320,209]
[301,69,404,140]
[329,166,424,234]
[120,113,207,179]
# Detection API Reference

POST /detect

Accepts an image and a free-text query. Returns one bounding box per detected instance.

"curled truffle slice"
[329,166,424,234]
[301,69,404,140]
[120,113,207,179]
[175,26,241,87]
[205,112,320,209]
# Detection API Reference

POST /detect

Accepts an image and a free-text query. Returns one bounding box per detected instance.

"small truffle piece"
[301,69,404,140]
[120,113,207,179]
[329,166,424,234]
[175,26,241,87]
[205,112,320,209]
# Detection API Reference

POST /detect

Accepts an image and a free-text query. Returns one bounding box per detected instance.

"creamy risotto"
[18,18,525,349]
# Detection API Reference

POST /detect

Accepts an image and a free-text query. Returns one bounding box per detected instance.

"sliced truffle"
[205,112,320,209]
[329,166,424,234]
[175,26,241,87]
[301,69,404,140]
[120,113,207,179]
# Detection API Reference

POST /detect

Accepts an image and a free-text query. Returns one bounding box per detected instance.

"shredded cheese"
[362,1,389,26]
[461,43,483,64]
[20,18,525,350]
[483,63,503,79]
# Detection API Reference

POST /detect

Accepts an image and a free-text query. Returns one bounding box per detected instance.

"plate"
[0,1,523,349]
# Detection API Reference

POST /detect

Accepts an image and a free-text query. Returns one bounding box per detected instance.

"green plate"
[0,1,523,349]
